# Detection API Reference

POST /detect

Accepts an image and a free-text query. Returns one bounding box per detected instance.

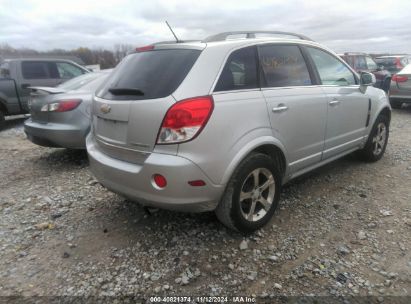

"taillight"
[395,58,403,69]
[156,96,214,144]
[392,74,408,83]
[41,99,82,112]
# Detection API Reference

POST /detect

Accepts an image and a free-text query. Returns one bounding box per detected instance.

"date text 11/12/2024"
[149,296,256,303]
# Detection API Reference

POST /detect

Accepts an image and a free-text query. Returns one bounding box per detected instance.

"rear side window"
[214,46,258,91]
[97,49,200,100]
[22,61,49,79]
[258,45,312,87]
[306,47,357,86]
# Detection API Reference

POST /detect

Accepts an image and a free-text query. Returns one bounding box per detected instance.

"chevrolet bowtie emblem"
[100,104,111,114]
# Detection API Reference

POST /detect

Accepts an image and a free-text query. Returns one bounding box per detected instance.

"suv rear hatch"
[92,47,202,164]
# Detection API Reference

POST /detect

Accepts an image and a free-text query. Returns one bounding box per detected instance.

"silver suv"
[87,31,391,232]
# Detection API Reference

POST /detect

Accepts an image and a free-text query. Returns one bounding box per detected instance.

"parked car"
[375,55,411,74]
[87,31,391,232]
[0,58,90,127]
[340,52,391,92]
[388,64,411,108]
[24,70,111,149]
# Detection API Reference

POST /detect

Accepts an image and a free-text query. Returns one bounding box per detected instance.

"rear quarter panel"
[176,90,277,186]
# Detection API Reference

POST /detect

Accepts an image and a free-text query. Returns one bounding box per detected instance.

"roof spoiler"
[28,87,66,95]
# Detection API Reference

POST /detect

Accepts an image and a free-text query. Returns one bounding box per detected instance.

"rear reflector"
[153,174,167,188]
[392,74,408,83]
[41,99,82,112]
[136,45,155,52]
[188,180,206,187]
[156,96,214,144]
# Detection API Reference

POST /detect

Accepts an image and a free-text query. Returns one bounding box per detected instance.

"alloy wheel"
[239,168,276,222]
[372,122,387,156]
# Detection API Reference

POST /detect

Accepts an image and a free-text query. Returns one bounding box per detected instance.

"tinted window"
[307,47,356,86]
[22,61,49,79]
[375,58,399,73]
[97,49,200,100]
[214,46,258,91]
[57,62,84,79]
[259,45,311,87]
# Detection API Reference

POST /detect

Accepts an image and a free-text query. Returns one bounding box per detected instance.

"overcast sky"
[1,0,410,53]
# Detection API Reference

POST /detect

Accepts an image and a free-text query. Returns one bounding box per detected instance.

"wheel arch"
[378,106,391,124]
[369,99,391,132]
[221,137,288,185]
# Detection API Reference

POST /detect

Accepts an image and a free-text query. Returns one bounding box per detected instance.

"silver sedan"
[24,70,111,149]
[389,64,411,108]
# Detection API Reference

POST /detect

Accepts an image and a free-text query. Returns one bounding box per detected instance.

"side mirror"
[378,65,385,71]
[360,72,376,86]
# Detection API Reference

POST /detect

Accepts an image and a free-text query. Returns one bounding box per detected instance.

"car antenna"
[165,21,180,43]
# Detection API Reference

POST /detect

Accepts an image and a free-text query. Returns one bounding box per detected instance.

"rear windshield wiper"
[108,87,144,96]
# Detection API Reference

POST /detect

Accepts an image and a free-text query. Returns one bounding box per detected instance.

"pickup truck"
[0,58,90,127]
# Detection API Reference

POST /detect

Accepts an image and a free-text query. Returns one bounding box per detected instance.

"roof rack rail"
[203,31,313,42]
[152,40,201,45]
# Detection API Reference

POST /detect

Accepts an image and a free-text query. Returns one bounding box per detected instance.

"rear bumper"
[24,119,87,149]
[389,88,411,101]
[86,134,224,212]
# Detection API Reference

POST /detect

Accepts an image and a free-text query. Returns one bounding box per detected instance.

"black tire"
[0,110,5,130]
[358,114,389,162]
[215,153,281,233]
[390,98,402,109]
[382,77,391,93]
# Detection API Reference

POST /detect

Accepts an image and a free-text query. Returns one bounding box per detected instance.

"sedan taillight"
[395,58,404,70]
[41,99,82,112]
[391,74,408,83]
[156,96,214,144]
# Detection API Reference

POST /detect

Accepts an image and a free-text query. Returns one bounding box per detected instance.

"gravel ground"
[0,109,410,301]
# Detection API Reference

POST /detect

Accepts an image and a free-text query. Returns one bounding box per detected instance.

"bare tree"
[114,44,133,63]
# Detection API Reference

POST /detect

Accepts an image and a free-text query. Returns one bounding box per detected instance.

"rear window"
[375,58,393,65]
[96,49,201,100]
[375,58,398,69]
[59,72,106,91]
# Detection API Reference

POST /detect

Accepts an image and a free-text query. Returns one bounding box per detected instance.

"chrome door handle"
[329,99,340,106]
[272,105,288,113]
